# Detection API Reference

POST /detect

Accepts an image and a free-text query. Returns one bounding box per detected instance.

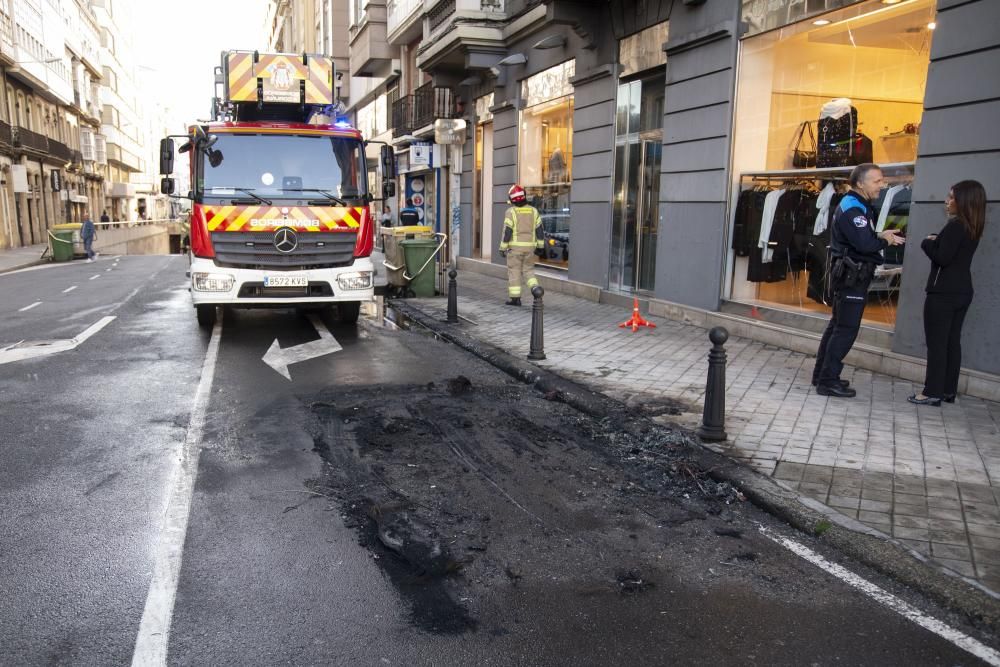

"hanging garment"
[813,183,835,235]
[758,188,786,263]
[732,188,767,257]
[875,184,907,232]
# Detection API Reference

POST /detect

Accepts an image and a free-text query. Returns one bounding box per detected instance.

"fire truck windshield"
[200,133,365,200]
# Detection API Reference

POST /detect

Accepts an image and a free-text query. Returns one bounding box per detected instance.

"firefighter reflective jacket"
[499,205,544,252]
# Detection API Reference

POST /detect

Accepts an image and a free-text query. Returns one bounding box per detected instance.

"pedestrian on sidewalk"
[100,210,110,223]
[81,212,98,262]
[399,198,420,227]
[909,179,987,406]
[812,163,905,397]
[380,205,393,228]
[498,184,544,306]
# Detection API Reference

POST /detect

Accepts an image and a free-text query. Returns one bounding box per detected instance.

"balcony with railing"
[13,126,49,154]
[412,82,458,129]
[0,120,12,150]
[416,0,508,71]
[387,0,422,44]
[391,84,459,137]
[391,95,412,137]
[47,138,74,164]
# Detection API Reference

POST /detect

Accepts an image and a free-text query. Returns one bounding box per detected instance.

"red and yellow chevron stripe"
[225,52,333,105]
[203,205,364,233]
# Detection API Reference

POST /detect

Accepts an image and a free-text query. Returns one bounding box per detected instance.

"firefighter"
[812,163,905,397]
[498,184,544,306]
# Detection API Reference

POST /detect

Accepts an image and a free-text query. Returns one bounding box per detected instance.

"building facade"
[0,0,172,251]
[267,0,1000,383]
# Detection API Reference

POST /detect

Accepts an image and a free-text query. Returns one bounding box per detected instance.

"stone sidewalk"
[406,270,1000,592]
[0,243,47,274]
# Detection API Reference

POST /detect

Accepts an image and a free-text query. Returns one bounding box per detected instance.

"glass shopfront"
[519,60,575,269]
[728,0,935,329]
[609,22,667,293]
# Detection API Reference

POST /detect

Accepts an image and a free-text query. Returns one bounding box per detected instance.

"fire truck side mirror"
[382,180,396,199]
[159,138,175,175]
[161,177,175,195]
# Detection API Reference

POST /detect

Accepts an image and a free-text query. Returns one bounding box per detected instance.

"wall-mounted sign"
[11,165,28,193]
[50,169,61,192]
[410,144,431,167]
[434,118,467,145]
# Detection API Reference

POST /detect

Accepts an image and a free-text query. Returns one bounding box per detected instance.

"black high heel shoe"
[943,394,956,404]
[908,394,942,406]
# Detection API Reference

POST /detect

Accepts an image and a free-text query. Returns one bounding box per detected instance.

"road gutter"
[387,298,1000,635]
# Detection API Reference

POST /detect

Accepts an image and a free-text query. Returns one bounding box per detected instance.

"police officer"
[498,184,544,306]
[399,198,420,227]
[813,163,905,397]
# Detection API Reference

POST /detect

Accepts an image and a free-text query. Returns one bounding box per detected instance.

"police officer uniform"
[812,190,888,396]
[499,185,544,306]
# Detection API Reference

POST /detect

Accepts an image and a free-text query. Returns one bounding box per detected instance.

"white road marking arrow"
[0,316,116,366]
[261,313,342,380]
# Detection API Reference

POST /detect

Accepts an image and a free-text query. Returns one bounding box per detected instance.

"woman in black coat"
[909,180,988,406]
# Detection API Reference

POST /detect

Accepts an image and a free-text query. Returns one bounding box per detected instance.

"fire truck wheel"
[338,302,361,324]
[197,305,217,329]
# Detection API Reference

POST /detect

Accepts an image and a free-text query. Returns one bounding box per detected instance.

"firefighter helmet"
[508,184,527,205]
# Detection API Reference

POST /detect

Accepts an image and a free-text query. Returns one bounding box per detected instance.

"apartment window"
[350,0,363,26]
[94,134,107,164]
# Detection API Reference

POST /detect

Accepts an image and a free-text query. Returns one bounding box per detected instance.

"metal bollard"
[527,285,546,361]
[696,326,729,442]
[446,268,458,323]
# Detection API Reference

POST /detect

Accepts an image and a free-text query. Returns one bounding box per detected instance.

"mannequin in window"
[548,146,566,184]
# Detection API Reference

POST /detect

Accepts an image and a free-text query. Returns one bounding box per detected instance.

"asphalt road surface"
[1,255,997,666]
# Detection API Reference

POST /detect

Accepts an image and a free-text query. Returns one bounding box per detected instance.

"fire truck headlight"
[192,272,235,292]
[337,271,373,291]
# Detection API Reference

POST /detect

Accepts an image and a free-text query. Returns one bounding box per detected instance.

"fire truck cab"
[159,51,396,328]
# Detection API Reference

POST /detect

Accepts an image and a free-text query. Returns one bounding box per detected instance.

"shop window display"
[519,60,574,269]
[729,0,935,329]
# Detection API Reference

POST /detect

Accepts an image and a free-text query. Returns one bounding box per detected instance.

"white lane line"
[75,316,116,344]
[759,526,1000,665]
[63,285,78,293]
[18,301,42,312]
[131,313,223,666]
[89,274,100,280]
[0,316,115,366]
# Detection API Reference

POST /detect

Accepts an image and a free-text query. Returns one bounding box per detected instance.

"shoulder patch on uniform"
[853,215,868,228]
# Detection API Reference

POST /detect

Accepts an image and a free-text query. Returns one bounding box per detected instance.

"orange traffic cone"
[618,298,657,333]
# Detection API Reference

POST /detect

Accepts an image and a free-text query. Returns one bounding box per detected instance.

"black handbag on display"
[851,132,873,165]
[792,121,817,169]
[817,106,858,168]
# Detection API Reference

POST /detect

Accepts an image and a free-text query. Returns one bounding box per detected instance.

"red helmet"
[508,184,527,205]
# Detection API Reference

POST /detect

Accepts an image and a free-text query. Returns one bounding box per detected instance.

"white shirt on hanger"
[759,188,785,263]
[813,182,836,235]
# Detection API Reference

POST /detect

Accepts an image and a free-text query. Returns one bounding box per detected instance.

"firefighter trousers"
[505,249,539,298]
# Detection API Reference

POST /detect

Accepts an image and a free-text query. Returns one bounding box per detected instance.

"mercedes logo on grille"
[273,227,298,253]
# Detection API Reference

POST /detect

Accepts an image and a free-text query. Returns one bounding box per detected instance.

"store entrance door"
[610,73,663,292]
[474,122,494,260]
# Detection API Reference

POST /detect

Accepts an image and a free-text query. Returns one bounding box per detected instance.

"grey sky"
[134,0,271,129]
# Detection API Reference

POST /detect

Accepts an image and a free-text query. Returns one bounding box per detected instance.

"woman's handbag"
[792,121,817,169]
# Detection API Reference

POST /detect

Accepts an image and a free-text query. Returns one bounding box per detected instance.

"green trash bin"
[51,229,75,262]
[400,238,439,297]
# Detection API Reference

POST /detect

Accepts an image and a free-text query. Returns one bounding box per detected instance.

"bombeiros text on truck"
[159,50,397,328]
